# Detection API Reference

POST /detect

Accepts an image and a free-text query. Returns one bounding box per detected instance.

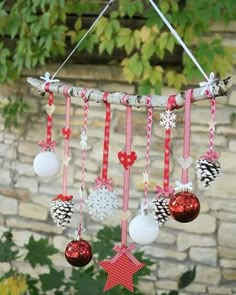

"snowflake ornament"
[80,131,87,149]
[85,186,118,220]
[160,110,176,129]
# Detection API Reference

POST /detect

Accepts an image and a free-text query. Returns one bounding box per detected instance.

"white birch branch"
[27,76,231,110]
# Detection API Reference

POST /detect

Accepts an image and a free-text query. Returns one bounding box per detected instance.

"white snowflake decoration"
[160,110,176,129]
[85,186,118,220]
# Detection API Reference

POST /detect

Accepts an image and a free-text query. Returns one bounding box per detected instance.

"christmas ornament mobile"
[50,85,74,228]
[129,96,159,245]
[27,0,231,288]
[99,97,144,292]
[169,89,200,223]
[196,73,221,188]
[33,74,61,178]
[86,92,118,220]
[152,97,176,225]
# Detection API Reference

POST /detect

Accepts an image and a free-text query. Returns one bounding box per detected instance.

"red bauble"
[169,191,200,223]
[65,239,93,267]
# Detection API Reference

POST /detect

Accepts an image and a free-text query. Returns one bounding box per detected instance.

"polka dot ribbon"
[62,85,72,196]
[181,89,193,185]
[93,92,113,190]
[38,83,56,151]
[118,99,137,247]
[156,96,176,197]
[173,89,194,192]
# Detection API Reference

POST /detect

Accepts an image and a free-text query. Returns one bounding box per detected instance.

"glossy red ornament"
[169,191,200,223]
[65,239,93,267]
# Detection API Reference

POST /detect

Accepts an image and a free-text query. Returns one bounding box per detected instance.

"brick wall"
[0,31,236,295]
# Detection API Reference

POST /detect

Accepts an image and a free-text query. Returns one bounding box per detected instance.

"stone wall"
[0,41,236,295]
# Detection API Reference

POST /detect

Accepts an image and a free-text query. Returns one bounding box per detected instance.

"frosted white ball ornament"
[33,151,61,178]
[128,213,159,244]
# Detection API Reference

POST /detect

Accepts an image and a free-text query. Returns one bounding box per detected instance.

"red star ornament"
[99,253,144,292]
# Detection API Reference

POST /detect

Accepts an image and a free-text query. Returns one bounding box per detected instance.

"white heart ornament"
[178,156,193,169]
[118,210,131,220]
[45,104,55,115]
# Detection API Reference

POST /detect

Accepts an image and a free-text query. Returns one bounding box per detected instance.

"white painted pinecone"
[153,196,170,226]
[196,158,221,188]
[50,200,74,229]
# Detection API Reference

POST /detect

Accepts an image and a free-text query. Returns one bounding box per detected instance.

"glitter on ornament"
[50,194,74,228]
[65,239,92,267]
[86,186,118,220]
[169,191,200,223]
[160,110,176,129]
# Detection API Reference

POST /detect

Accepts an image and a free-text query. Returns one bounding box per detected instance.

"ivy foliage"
[0,0,235,127]
[0,226,196,295]
[0,0,235,93]
[0,96,29,128]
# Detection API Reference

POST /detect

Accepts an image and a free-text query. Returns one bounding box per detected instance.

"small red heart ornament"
[118,151,137,170]
[62,127,71,140]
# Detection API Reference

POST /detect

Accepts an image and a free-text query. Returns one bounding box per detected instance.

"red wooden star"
[99,253,144,292]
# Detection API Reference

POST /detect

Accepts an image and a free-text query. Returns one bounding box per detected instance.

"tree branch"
[27,76,231,110]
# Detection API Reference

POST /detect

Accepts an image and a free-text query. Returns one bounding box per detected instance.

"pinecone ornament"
[50,194,74,228]
[153,196,171,226]
[196,158,221,188]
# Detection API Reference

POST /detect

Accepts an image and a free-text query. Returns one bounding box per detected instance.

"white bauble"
[33,151,61,178]
[128,214,159,244]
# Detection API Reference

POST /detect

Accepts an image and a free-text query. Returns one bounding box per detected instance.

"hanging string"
[45,84,54,143]
[209,98,217,154]
[51,0,116,80]
[196,94,221,188]
[181,89,193,186]
[38,83,56,151]
[101,92,111,180]
[121,106,132,246]
[78,88,89,237]
[156,96,176,197]
[62,85,72,196]
[148,0,209,81]
[143,96,153,206]
[117,97,138,247]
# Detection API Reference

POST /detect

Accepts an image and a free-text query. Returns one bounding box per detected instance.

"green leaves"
[0,0,235,99]
[24,236,58,268]
[165,71,187,90]
[92,225,120,260]
[0,226,197,295]
[71,268,105,295]
[178,266,196,289]
[0,231,19,263]
[39,267,65,292]
[0,96,29,128]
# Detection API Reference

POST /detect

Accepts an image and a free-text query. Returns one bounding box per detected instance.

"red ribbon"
[111,244,140,265]
[156,185,175,198]
[38,140,56,151]
[201,149,220,161]
[52,194,73,202]
[93,176,113,191]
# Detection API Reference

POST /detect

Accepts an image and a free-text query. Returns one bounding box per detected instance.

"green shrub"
[0,226,196,295]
